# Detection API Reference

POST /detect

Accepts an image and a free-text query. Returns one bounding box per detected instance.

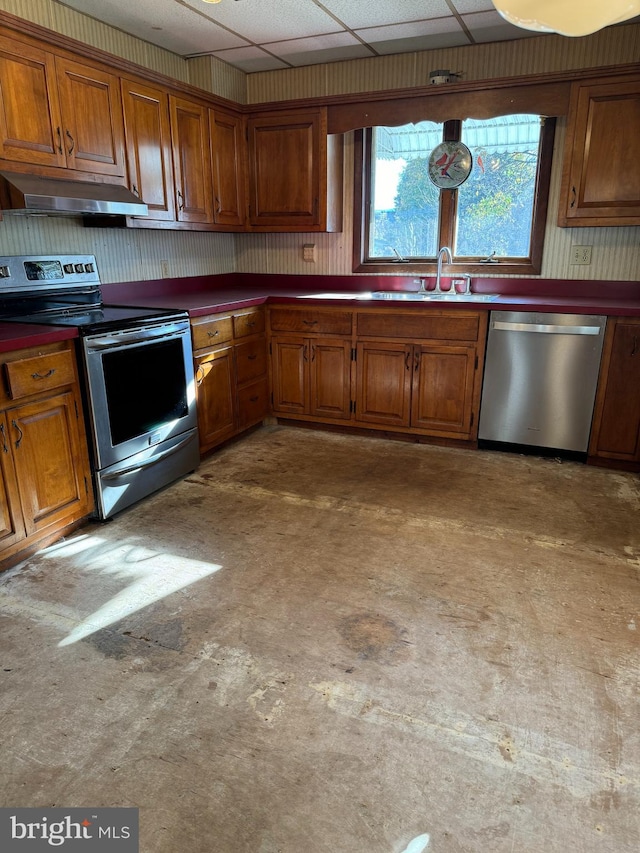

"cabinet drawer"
[269,307,352,335]
[236,338,267,385]
[357,311,480,342]
[233,308,265,339]
[237,377,269,429]
[4,350,75,400]
[191,315,233,351]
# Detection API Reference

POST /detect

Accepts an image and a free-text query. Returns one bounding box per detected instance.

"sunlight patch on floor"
[38,534,222,647]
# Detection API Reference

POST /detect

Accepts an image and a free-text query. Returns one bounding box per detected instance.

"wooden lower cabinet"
[271,336,351,419]
[0,413,26,551]
[353,309,486,440]
[0,342,93,568]
[354,341,411,426]
[192,307,268,454]
[588,317,640,467]
[411,344,478,435]
[267,305,486,443]
[194,345,236,449]
[354,341,478,437]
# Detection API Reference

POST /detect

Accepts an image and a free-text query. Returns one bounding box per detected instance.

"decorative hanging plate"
[428,141,473,189]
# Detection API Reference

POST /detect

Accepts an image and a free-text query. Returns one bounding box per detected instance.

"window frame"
[352,116,556,276]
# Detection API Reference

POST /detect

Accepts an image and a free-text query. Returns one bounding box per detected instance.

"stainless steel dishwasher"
[478,311,606,453]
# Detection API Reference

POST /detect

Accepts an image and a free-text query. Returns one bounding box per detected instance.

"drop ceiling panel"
[319,0,453,29]
[59,0,248,53]
[210,46,290,74]
[181,0,341,42]
[264,33,373,66]
[464,10,539,43]
[54,0,561,71]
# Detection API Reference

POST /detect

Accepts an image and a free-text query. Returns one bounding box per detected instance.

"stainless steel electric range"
[0,254,199,519]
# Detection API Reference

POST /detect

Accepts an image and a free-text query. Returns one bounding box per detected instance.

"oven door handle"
[100,435,195,481]
[87,328,188,351]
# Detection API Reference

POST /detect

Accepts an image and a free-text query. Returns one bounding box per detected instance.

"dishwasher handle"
[492,320,602,336]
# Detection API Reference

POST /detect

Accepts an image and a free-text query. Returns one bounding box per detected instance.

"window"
[354,114,555,275]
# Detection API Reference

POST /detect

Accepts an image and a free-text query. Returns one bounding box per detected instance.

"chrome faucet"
[434,246,452,294]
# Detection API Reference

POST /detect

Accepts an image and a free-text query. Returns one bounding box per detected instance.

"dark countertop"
[0,321,78,354]
[2,273,639,351]
[101,286,640,319]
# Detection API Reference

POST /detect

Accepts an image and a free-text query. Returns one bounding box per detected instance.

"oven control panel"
[0,254,100,293]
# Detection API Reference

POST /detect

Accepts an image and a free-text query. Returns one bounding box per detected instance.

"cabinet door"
[271,336,309,415]
[237,378,269,430]
[589,319,640,461]
[0,35,65,167]
[355,341,411,426]
[122,78,175,220]
[412,344,476,437]
[560,78,640,226]
[55,56,126,177]
[247,110,323,229]
[9,391,91,537]
[310,339,352,420]
[210,109,246,227]
[0,414,26,550]
[195,346,236,452]
[170,95,213,224]
[236,337,267,386]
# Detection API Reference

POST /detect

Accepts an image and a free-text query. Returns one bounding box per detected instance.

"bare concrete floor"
[1,425,639,853]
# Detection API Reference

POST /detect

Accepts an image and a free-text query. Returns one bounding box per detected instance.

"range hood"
[0,171,148,217]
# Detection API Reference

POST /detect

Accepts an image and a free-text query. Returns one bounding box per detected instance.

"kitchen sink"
[371,291,499,302]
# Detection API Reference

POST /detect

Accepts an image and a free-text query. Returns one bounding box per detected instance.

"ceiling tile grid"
[56,0,634,73]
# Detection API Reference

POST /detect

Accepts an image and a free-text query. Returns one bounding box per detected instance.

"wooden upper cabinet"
[559,76,640,226]
[54,56,126,177]
[247,107,342,231]
[0,34,65,167]
[122,78,175,220]
[169,94,213,224]
[209,108,246,228]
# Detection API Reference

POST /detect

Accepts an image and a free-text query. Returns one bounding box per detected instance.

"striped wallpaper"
[0,0,637,286]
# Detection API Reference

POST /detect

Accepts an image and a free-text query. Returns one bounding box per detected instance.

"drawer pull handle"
[405,352,411,370]
[570,185,576,208]
[303,319,318,326]
[11,419,23,449]
[65,129,75,155]
[248,354,257,361]
[0,423,8,453]
[56,127,63,155]
[207,330,220,338]
[249,395,259,403]
[246,320,256,327]
[632,336,638,357]
[31,368,56,380]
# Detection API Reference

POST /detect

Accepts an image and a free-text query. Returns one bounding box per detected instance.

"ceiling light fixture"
[201,0,222,4]
[493,0,640,37]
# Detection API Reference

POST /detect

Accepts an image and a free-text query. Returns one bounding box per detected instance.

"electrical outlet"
[302,244,316,263]
[160,260,170,277]
[570,245,592,265]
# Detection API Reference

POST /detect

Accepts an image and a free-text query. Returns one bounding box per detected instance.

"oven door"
[82,317,197,471]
